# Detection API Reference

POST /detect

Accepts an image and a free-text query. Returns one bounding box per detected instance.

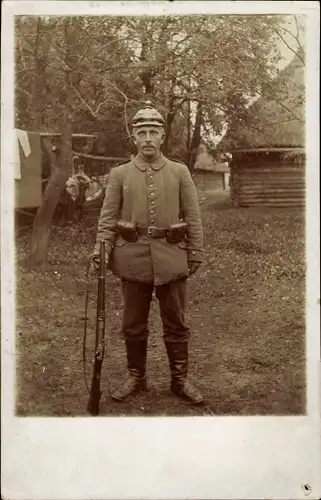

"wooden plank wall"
[230,151,305,207]
[193,170,225,191]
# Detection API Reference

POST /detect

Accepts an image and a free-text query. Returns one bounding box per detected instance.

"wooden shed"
[193,144,230,192]
[230,148,305,207]
[220,50,305,207]
[193,162,230,192]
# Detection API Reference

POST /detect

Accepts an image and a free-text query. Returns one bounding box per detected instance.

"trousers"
[121,278,190,343]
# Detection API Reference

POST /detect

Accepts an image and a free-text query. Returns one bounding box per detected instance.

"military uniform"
[95,154,203,285]
[93,102,204,404]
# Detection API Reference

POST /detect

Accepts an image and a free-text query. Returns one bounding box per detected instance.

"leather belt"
[136,226,169,238]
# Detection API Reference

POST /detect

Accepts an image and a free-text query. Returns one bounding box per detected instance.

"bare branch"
[16,85,32,97]
[275,100,305,123]
[69,43,92,72]
[271,26,305,65]
[94,97,111,115]
[33,16,41,59]
[18,37,36,56]
[51,42,73,71]
[279,18,303,47]
[15,66,35,75]
[104,79,132,141]
[18,39,27,69]
[293,15,302,43]
[69,79,107,120]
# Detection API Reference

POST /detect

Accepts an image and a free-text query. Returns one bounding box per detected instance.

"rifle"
[83,240,106,416]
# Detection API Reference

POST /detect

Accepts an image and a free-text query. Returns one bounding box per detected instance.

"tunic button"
[150,192,155,197]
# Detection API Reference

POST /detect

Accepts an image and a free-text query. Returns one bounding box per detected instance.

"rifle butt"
[87,384,102,416]
[85,239,106,416]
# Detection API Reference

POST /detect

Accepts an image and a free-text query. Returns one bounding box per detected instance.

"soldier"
[91,101,204,404]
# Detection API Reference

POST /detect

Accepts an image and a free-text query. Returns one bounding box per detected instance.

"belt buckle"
[148,226,157,238]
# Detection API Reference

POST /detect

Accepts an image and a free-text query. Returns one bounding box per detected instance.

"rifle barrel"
[87,240,106,416]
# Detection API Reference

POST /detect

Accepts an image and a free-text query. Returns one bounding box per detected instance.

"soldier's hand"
[90,253,109,273]
[188,261,201,276]
[90,253,100,273]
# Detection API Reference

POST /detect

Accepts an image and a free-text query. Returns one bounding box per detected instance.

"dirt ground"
[15,192,306,417]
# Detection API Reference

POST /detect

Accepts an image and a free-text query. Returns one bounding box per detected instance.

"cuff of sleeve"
[187,249,203,262]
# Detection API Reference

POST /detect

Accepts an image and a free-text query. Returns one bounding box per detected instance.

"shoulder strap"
[168,157,186,166]
[115,158,131,168]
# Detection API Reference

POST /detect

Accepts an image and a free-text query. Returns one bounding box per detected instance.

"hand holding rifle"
[90,251,109,274]
[84,241,107,416]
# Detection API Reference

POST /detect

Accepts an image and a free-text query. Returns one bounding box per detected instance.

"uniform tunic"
[95,153,204,286]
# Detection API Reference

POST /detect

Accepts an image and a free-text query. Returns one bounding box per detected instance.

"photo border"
[1,2,320,499]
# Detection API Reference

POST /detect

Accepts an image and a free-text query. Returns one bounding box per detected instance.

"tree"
[29,18,76,264]
[14,14,304,262]
[16,15,300,161]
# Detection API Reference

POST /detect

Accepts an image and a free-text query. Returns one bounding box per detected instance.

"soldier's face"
[132,126,165,158]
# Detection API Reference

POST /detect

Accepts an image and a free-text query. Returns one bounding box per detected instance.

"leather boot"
[165,341,204,404]
[111,339,148,402]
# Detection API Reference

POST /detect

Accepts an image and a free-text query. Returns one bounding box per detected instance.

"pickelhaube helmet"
[131,101,165,128]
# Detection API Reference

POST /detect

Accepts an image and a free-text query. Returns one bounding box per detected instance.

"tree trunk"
[187,101,202,173]
[185,98,192,164]
[30,17,52,129]
[162,92,176,155]
[186,98,191,150]
[29,139,69,264]
[162,111,176,156]
[30,172,69,262]
[29,19,75,266]
[139,31,154,97]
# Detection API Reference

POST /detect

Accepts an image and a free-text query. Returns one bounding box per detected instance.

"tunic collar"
[133,153,167,172]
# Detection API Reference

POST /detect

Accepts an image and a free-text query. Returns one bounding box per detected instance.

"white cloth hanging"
[14,129,31,180]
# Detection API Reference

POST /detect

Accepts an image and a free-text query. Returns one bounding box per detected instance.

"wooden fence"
[71,152,127,177]
[40,132,128,178]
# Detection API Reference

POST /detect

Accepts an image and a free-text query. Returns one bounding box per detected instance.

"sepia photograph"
[13,9,307,418]
[1,1,320,499]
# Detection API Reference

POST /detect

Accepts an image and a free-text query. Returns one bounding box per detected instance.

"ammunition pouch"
[166,222,188,244]
[116,220,138,242]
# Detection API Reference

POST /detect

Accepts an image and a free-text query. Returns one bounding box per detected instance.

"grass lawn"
[15,192,306,416]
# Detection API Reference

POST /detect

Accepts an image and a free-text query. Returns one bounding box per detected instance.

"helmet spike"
[131,102,165,128]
